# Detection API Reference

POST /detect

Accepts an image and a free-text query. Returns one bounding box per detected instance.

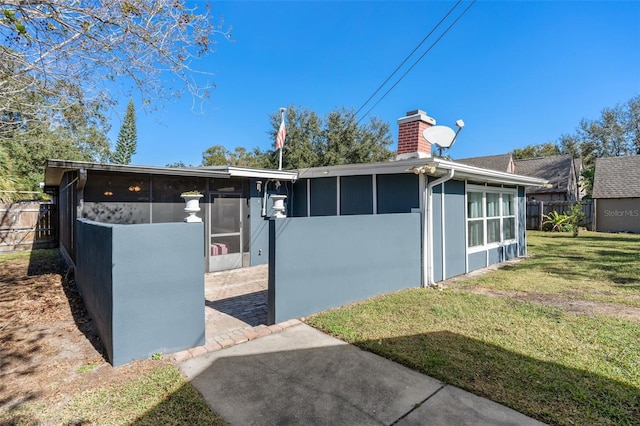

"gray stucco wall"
[268,213,421,324]
[75,219,205,366]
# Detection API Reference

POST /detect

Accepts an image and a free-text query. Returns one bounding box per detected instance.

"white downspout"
[424,169,455,287]
[261,179,272,217]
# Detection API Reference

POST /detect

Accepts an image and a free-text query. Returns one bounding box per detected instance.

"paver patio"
[204,264,269,344]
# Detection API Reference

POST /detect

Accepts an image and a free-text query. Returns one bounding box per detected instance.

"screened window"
[466,188,517,249]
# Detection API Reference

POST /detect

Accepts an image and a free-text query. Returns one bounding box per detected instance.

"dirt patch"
[448,286,640,324]
[438,256,640,323]
[0,251,166,417]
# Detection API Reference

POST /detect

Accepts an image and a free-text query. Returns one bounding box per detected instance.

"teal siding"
[377,174,419,214]
[468,251,486,271]
[310,177,337,216]
[291,180,307,217]
[432,185,443,282]
[341,175,373,215]
[443,180,466,279]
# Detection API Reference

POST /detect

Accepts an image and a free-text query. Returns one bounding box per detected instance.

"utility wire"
[356,0,477,125]
[352,0,463,120]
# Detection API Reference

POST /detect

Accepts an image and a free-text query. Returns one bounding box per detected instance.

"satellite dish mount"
[423,119,465,157]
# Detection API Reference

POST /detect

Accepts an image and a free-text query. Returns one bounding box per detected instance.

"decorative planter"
[181,194,203,223]
[270,194,287,218]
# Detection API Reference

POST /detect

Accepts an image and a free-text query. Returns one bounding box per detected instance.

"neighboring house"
[44,108,546,287]
[592,156,640,233]
[459,153,583,202]
[513,155,583,202]
[457,153,515,173]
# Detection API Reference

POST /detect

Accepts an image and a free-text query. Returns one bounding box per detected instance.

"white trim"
[441,181,447,280]
[208,166,298,181]
[296,158,547,187]
[466,185,518,254]
[464,180,469,274]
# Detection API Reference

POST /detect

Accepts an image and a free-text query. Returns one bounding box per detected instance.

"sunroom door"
[208,192,243,271]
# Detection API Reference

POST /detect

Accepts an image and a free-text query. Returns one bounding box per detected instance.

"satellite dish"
[423,125,456,148]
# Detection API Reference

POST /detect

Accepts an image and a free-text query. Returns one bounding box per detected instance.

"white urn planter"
[181,193,203,223]
[270,194,287,218]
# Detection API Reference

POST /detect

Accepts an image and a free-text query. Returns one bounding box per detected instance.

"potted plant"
[181,190,203,223]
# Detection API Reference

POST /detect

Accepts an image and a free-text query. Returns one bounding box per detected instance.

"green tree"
[262,104,393,169]
[512,142,561,159]
[111,99,137,165]
[202,145,229,166]
[511,96,640,196]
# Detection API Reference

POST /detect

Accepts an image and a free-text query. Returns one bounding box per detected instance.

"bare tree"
[0,0,231,138]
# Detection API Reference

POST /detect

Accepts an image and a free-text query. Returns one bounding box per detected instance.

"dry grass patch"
[0,249,225,425]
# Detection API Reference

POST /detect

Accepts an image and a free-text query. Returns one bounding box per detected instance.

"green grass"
[0,248,59,264]
[3,365,226,425]
[459,231,640,307]
[308,231,640,425]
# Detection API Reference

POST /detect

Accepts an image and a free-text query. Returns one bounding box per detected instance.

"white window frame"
[466,185,517,253]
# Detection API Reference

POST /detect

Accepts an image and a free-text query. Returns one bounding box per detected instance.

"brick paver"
[170,264,302,362]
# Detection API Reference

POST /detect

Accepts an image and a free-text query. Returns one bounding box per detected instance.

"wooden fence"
[526,199,594,231]
[0,202,57,252]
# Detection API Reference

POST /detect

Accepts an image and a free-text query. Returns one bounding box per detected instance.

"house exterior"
[44,108,547,287]
[592,156,640,233]
[44,160,297,272]
[282,110,547,287]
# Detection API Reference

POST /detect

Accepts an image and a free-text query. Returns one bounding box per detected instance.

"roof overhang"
[200,166,298,181]
[44,159,230,187]
[297,157,548,187]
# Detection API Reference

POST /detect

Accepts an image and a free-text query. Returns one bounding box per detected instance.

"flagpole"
[278,107,286,170]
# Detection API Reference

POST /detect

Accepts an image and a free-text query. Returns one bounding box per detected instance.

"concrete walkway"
[178,324,545,426]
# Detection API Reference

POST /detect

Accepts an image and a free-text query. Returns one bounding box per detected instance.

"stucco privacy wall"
[268,213,421,324]
[75,219,205,366]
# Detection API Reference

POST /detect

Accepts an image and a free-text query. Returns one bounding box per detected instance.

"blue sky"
[108,1,640,167]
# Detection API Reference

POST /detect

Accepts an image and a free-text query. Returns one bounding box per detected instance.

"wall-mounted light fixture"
[103,191,114,196]
[128,185,141,192]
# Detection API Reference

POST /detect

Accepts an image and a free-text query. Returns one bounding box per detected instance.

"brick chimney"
[397,109,436,160]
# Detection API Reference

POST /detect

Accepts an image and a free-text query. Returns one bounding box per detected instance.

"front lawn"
[308,231,640,425]
[461,231,640,307]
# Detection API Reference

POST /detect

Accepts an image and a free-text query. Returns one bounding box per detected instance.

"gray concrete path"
[179,324,545,426]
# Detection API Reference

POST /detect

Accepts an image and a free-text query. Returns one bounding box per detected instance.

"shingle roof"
[592,156,640,199]
[456,154,513,172]
[513,154,575,194]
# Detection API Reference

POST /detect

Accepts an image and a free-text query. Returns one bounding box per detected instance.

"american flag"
[275,117,286,151]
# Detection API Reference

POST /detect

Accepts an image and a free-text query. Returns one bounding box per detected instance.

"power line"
[352,0,463,120]
[356,0,477,125]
